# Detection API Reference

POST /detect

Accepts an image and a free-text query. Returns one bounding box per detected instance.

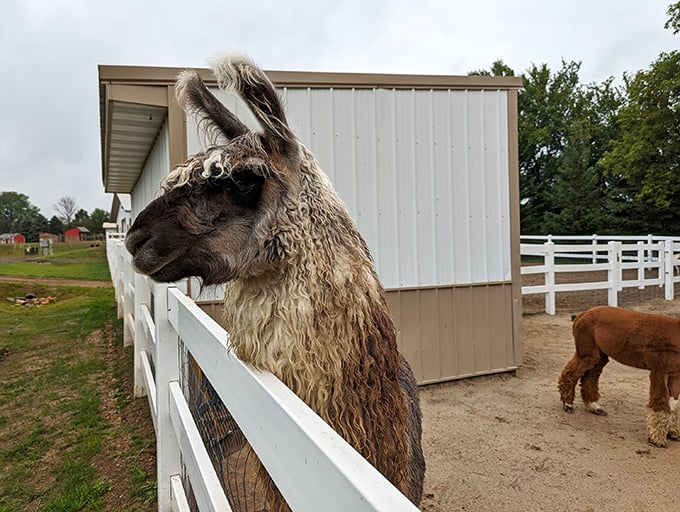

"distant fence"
[521,234,680,315]
[105,233,419,512]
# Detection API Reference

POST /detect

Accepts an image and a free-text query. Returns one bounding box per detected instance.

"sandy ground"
[419,297,680,512]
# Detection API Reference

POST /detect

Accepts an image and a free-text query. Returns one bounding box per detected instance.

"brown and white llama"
[125,55,425,508]
[558,305,680,447]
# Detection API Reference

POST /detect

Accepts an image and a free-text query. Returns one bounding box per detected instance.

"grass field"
[0,243,111,281]
[0,242,156,512]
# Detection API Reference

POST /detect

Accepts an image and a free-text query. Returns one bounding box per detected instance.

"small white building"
[98,63,523,384]
[108,193,132,233]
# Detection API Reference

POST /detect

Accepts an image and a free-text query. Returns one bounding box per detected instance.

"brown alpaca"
[558,305,680,447]
[125,55,425,509]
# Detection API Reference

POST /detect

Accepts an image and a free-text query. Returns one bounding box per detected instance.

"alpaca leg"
[667,373,680,440]
[580,353,609,416]
[558,353,598,413]
[647,370,671,447]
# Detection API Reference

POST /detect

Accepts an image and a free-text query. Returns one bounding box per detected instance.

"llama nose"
[125,229,147,256]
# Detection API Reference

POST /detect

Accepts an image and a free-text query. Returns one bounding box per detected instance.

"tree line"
[472,2,680,235]
[0,192,110,242]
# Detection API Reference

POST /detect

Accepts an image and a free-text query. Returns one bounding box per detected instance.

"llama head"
[125,56,306,285]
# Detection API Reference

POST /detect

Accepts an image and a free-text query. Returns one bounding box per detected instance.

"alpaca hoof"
[563,403,574,414]
[585,402,607,416]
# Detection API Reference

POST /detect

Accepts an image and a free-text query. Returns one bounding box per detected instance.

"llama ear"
[210,55,297,157]
[176,71,248,143]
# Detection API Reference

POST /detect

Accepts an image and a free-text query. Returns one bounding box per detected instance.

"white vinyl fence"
[521,234,680,315]
[105,234,419,512]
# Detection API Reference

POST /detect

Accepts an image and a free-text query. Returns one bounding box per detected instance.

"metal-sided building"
[99,63,523,384]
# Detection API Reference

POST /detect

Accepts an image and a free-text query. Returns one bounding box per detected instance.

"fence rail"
[520,235,680,314]
[105,234,419,512]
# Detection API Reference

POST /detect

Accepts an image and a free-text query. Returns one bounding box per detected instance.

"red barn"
[64,226,91,241]
[0,233,25,244]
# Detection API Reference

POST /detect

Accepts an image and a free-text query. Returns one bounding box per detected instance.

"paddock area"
[420,295,680,512]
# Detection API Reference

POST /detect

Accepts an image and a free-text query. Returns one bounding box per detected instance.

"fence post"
[154,283,182,511]
[607,241,620,307]
[664,239,674,301]
[591,234,598,264]
[637,241,644,289]
[544,241,555,315]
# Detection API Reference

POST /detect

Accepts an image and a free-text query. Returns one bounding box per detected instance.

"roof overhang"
[98,64,523,195]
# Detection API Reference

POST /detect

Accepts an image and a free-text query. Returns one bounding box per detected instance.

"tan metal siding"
[386,284,519,384]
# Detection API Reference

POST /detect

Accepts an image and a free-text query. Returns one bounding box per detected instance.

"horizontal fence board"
[140,350,157,428]
[140,304,155,345]
[553,263,610,273]
[168,381,232,512]
[170,474,191,512]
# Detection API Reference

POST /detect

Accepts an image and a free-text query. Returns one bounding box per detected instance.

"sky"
[0,0,677,220]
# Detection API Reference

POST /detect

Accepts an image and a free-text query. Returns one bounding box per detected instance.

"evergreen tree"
[48,215,64,235]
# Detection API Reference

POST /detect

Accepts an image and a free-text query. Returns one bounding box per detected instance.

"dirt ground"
[419,291,680,512]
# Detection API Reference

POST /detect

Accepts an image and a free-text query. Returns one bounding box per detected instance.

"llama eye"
[226,169,264,206]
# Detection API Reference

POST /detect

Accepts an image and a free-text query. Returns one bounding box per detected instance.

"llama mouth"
[133,245,189,281]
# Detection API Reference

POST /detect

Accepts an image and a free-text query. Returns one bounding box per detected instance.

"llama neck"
[223,148,403,424]
[222,233,398,418]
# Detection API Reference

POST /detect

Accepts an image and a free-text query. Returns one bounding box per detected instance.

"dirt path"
[420,298,680,512]
[0,275,112,288]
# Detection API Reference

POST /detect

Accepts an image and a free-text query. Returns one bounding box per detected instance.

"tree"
[469,60,516,77]
[665,1,680,33]
[74,208,89,225]
[543,78,624,234]
[517,61,585,233]
[24,213,48,243]
[602,51,680,234]
[54,196,78,227]
[87,208,110,236]
[48,215,64,235]
[0,191,42,235]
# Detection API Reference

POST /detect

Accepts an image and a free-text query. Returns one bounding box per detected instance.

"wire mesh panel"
[181,347,280,511]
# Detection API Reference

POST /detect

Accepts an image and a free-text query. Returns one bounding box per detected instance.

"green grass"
[0,245,156,512]
[0,243,111,282]
[0,260,110,280]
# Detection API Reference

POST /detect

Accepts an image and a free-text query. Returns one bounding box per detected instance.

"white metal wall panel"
[184,86,512,289]
[132,120,170,218]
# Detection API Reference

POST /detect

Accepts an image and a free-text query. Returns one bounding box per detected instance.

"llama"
[125,55,425,508]
[558,305,680,447]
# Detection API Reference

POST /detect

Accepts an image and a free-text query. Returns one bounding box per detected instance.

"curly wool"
[221,147,411,487]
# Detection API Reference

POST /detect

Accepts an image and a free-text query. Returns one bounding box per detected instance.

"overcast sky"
[0,0,676,219]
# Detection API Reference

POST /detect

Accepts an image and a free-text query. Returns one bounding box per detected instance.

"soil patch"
[0,275,111,288]
[91,324,157,511]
